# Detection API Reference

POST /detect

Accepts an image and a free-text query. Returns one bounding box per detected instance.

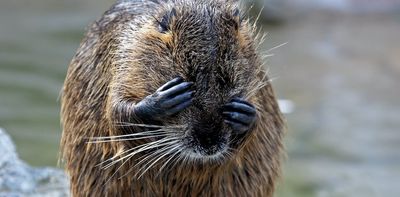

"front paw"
[134,77,194,121]
[222,98,257,135]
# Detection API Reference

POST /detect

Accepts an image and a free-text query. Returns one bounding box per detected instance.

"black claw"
[222,97,257,134]
[224,102,256,115]
[223,111,253,125]
[161,91,193,108]
[158,77,183,92]
[134,77,194,121]
[162,82,193,98]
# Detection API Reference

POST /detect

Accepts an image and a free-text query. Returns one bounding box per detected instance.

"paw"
[134,77,194,121]
[222,98,257,135]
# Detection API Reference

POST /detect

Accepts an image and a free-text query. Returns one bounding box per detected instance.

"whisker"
[99,137,179,169]
[99,137,177,168]
[114,122,186,129]
[177,152,190,168]
[265,42,288,53]
[117,143,178,180]
[88,129,171,140]
[133,141,179,169]
[166,152,184,175]
[96,140,164,168]
[88,133,174,144]
[100,141,166,186]
[157,148,181,175]
[103,154,132,186]
[96,143,149,168]
[136,145,181,179]
[102,139,178,170]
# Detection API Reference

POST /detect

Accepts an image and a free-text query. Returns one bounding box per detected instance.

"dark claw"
[157,77,183,91]
[161,91,193,108]
[161,82,193,98]
[223,102,256,115]
[222,111,253,125]
[222,98,257,134]
[134,77,194,121]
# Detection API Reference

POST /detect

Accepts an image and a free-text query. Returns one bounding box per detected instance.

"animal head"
[113,0,266,165]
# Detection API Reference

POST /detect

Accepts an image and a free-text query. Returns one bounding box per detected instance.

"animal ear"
[156,8,176,33]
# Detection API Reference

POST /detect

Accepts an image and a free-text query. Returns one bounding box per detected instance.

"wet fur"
[60,0,285,196]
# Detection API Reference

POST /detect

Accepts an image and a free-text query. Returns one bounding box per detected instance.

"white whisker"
[118,143,178,180]
[133,142,179,169]
[114,122,185,129]
[88,133,174,144]
[157,148,181,174]
[96,139,167,168]
[88,129,171,140]
[102,140,178,170]
[162,150,183,176]
[136,145,181,179]
[100,137,179,169]
[265,42,288,53]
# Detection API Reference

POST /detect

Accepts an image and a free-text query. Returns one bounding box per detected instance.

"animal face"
[130,0,260,162]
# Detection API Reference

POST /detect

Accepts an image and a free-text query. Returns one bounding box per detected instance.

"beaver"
[60,0,285,196]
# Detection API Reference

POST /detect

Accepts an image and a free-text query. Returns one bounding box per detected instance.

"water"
[0,0,113,166]
[266,13,400,196]
[1,0,399,196]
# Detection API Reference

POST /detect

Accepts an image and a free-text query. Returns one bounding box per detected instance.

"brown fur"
[60,0,285,196]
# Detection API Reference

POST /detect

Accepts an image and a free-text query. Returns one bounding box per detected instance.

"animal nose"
[192,127,223,155]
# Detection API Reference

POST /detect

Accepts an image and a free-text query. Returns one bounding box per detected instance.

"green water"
[1,1,399,196]
[0,0,113,166]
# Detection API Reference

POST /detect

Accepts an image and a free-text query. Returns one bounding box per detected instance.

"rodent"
[60,0,285,196]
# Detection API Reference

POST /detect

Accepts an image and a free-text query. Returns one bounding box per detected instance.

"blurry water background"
[1,0,399,196]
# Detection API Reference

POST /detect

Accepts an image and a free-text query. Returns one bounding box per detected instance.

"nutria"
[60,0,285,196]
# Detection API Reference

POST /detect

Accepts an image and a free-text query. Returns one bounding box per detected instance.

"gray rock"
[0,128,69,197]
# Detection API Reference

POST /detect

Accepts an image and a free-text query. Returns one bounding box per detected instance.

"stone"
[0,128,69,197]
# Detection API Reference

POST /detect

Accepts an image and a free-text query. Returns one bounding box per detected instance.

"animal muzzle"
[190,118,228,156]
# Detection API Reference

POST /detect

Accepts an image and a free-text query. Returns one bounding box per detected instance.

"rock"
[0,128,69,197]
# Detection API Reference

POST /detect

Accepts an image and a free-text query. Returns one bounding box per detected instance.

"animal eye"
[158,14,170,32]
[157,8,176,33]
